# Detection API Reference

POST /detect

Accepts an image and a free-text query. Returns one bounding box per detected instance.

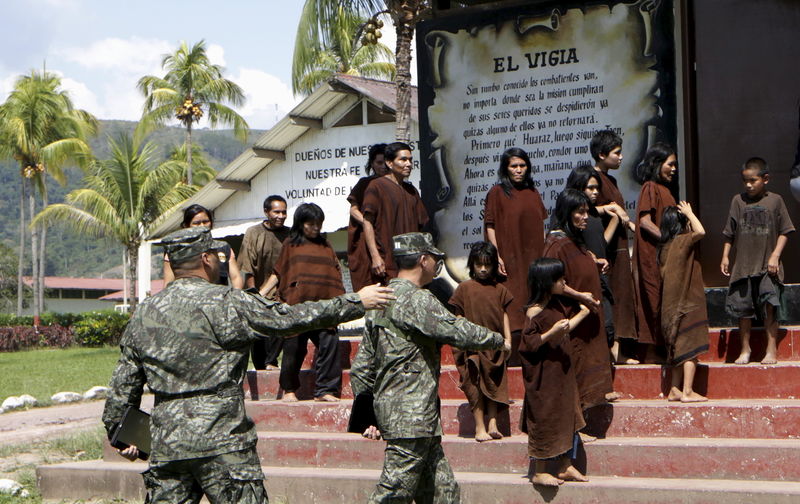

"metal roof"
[149,74,418,239]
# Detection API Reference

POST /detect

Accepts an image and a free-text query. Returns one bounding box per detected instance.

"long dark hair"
[527,257,565,306]
[182,204,213,228]
[289,203,326,245]
[635,142,676,185]
[565,165,602,194]
[659,206,687,244]
[467,241,499,280]
[550,189,590,245]
[366,143,387,175]
[497,147,535,196]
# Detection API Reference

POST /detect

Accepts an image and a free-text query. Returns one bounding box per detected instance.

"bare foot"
[579,432,596,443]
[531,473,564,487]
[282,392,298,402]
[615,353,640,365]
[680,391,708,403]
[487,418,502,439]
[667,386,683,402]
[605,391,621,402]
[760,354,777,365]
[475,431,493,442]
[314,394,339,402]
[265,364,279,370]
[734,351,751,365]
[558,465,589,482]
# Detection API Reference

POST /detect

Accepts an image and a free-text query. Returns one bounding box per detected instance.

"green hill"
[0,120,265,279]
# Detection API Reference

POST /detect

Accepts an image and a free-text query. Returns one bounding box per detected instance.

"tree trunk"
[126,244,138,313]
[186,122,193,186]
[38,179,48,313]
[28,179,40,318]
[393,4,416,143]
[17,177,26,316]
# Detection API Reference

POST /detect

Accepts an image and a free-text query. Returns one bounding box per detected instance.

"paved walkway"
[0,395,154,446]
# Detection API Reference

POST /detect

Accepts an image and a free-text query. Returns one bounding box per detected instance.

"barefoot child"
[449,241,513,442]
[519,258,591,486]
[263,203,346,402]
[658,203,709,402]
[720,158,795,365]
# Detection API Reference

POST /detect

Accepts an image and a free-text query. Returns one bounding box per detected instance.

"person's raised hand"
[363,425,382,440]
[553,319,570,339]
[357,284,395,309]
[578,292,600,312]
[119,444,139,461]
[677,201,694,216]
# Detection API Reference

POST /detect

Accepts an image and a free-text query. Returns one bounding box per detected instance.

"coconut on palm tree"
[293,1,396,95]
[137,40,248,185]
[302,0,430,142]
[32,134,195,312]
[0,70,97,316]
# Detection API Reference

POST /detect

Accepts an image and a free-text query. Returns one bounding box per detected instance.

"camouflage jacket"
[102,277,364,462]
[350,278,503,439]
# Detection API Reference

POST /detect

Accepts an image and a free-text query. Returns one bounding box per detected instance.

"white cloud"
[230,68,299,129]
[206,44,226,67]
[60,76,102,115]
[58,37,171,75]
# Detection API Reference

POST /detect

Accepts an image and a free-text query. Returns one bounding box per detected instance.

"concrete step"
[244,362,800,401]
[244,398,800,439]
[287,326,800,371]
[103,432,800,481]
[37,460,800,503]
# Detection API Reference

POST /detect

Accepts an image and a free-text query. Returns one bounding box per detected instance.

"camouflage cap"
[155,227,226,263]
[392,232,445,258]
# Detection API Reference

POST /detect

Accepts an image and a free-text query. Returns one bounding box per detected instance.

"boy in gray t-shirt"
[720,157,795,364]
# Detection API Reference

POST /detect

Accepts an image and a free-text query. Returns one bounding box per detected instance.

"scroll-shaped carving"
[518,9,560,35]
[429,147,451,202]
[639,0,660,57]
[425,33,448,89]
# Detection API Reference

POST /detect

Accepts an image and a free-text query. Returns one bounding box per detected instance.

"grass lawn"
[0,346,120,406]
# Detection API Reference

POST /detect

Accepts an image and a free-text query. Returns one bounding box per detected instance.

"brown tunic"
[448,279,513,410]
[633,181,676,346]
[659,234,710,365]
[595,170,638,340]
[483,184,547,332]
[346,175,379,292]
[361,176,429,283]
[273,239,346,305]
[519,297,585,459]
[543,232,613,410]
[238,222,290,289]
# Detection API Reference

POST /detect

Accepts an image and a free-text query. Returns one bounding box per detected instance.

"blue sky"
[0,0,318,129]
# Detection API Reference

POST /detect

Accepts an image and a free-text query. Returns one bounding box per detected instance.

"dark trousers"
[251,336,283,370]
[279,328,341,397]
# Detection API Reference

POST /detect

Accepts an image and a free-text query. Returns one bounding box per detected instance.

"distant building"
[21,277,122,314]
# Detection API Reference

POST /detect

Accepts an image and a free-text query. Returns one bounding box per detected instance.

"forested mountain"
[0,120,264,279]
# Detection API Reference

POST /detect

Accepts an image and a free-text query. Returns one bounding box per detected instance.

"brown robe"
[483,184,547,332]
[346,175,378,292]
[238,222,290,289]
[361,176,429,283]
[519,297,585,459]
[659,234,710,365]
[273,239,346,305]
[595,170,638,340]
[633,181,676,346]
[543,232,613,410]
[448,279,513,410]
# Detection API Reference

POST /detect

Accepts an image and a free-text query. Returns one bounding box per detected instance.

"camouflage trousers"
[142,447,268,504]
[368,436,459,503]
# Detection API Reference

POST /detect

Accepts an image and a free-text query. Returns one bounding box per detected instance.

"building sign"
[417,0,677,280]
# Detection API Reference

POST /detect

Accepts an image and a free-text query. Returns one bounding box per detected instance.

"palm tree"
[167,142,217,187]
[304,1,431,142]
[32,134,195,312]
[293,1,396,95]
[137,40,249,186]
[0,70,97,317]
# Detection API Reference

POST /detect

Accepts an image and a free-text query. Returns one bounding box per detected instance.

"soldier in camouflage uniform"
[351,232,508,503]
[102,227,393,504]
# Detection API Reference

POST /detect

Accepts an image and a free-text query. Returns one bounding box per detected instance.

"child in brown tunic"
[520,257,590,487]
[633,143,678,351]
[263,203,346,402]
[658,202,709,402]
[448,241,513,442]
